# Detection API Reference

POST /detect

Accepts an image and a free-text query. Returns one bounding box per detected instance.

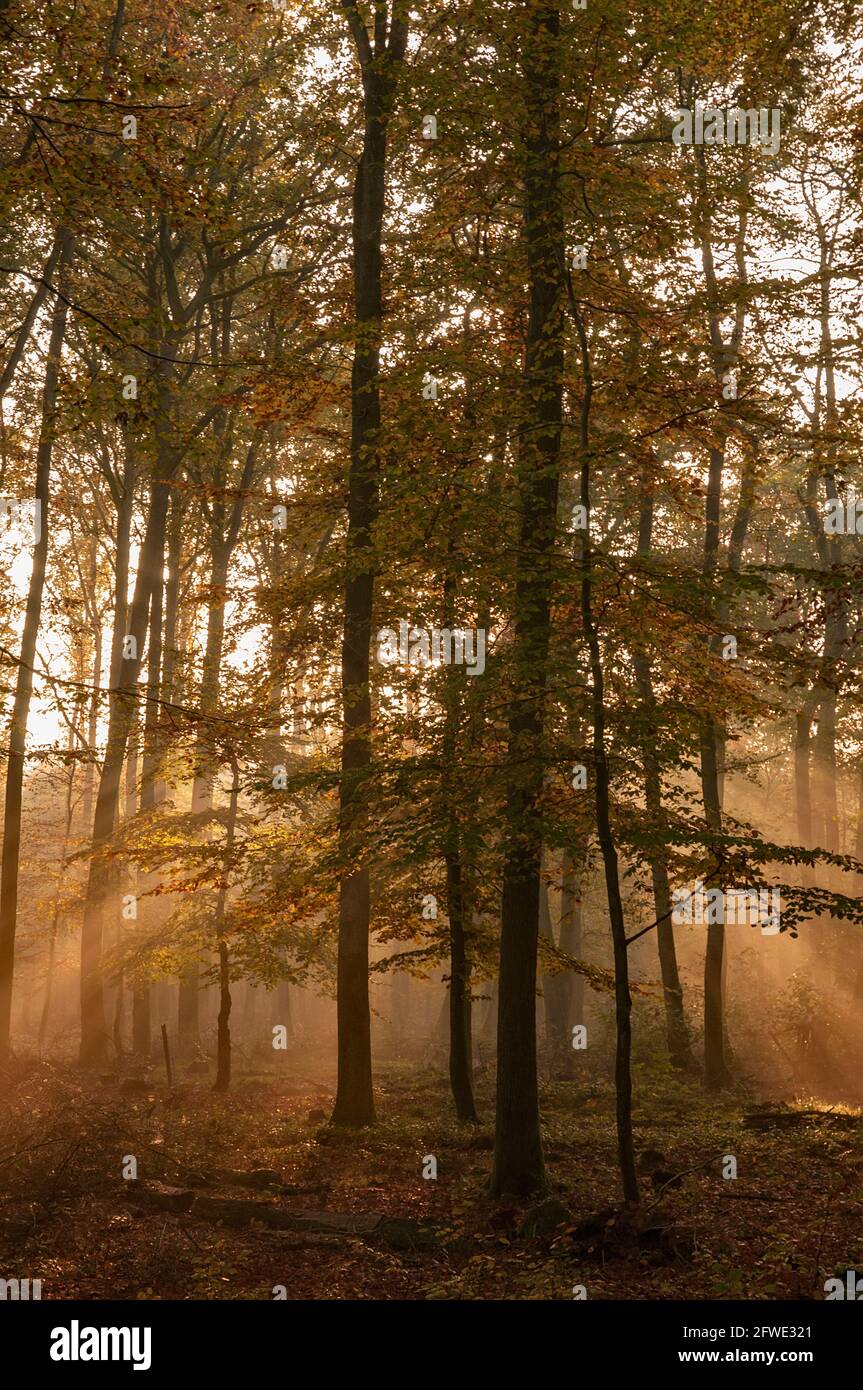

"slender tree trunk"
[0,231,68,398]
[159,487,184,792]
[813,690,840,854]
[446,847,477,1120]
[490,0,564,1198]
[112,972,125,1057]
[132,987,151,1059]
[39,726,78,1055]
[79,468,172,1065]
[180,542,230,1060]
[213,758,240,1093]
[810,227,845,875]
[634,490,691,1069]
[854,763,863,1002]
[698,432,730,1086]
[38,927,58,1058]
[442,572,477,1120]
[332,5,408,1125]
[795,702,817,890]
[81,532,101,835]
[568,171,638,1207]
[0,253,71,1059]
[127,556,166,1060]
[179,433,254,1057]
[274,978,293,1042]
[691,147,751,1092]
[154,498,183,1052]
[579,458,639,1201]
[542,862,584,1079]
[125,723,147,1077]
[701,704,730,1091]
[140,546,164,809]
[559,852,584,1031]
[539,877,563,1074]
[115,730,138,1060]
[480,971,498,1050]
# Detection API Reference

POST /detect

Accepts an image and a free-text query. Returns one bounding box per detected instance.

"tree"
[332,0,409,1127]
[490,0,565,1199]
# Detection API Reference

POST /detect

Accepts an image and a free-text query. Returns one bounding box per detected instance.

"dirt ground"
[1,1053,861,1300]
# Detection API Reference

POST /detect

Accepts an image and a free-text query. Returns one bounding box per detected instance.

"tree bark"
[442,568,477,1120]
[79,467,172,1066]
[0,245,72,1059]
[332,2,408,1126]
[213,757,240,1092]
[566,161,639,1207]
[576,381,639,1200]
[542,860,584,1080]
[38,726,78,1055]
[490,0,564,1198]
[446,846,477,1121]
[80,530,102,836]
[633,488,691,1069]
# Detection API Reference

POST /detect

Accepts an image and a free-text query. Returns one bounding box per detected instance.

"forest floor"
[1,1050,861,1300]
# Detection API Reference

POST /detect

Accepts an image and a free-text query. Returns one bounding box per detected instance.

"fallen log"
[124,1181,437,1246]
[741,1109,860,1131]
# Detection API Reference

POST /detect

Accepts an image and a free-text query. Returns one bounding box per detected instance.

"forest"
[1,0,863,1309]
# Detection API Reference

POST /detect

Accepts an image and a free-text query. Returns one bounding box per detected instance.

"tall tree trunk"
[79,468,172,1065]
[813,689,840,855]
[693,148,736,1091]
[539,877,562,1074]
[132,986,151,1059]
[566,164,639,1204]
[274,978,293,1043]
[689,148,755,1089]
[332,2,408,1126]
[479,971,498,1050]
[442,572,477,1120]
[810,221,845,873]
[446,846,477,1121]
[0,250,71,1059]
[213,757,240,1093]
[179,432,255,1056]
[559,852,584,1030]
[116,714,139,1059]
[127,557,166,1060]
[700,702,730,1091]
[0,231,69,398]
[633,488,691,1069]
[39,725,78,1055]
[490,0,564,1198]
[81,531,101,835]
[853,762,863,1002]
[576,368,639,1203]
[795,701,817,890]
[161,486,184,726]
[542,859,584,1080]
[180,541,230,1059]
